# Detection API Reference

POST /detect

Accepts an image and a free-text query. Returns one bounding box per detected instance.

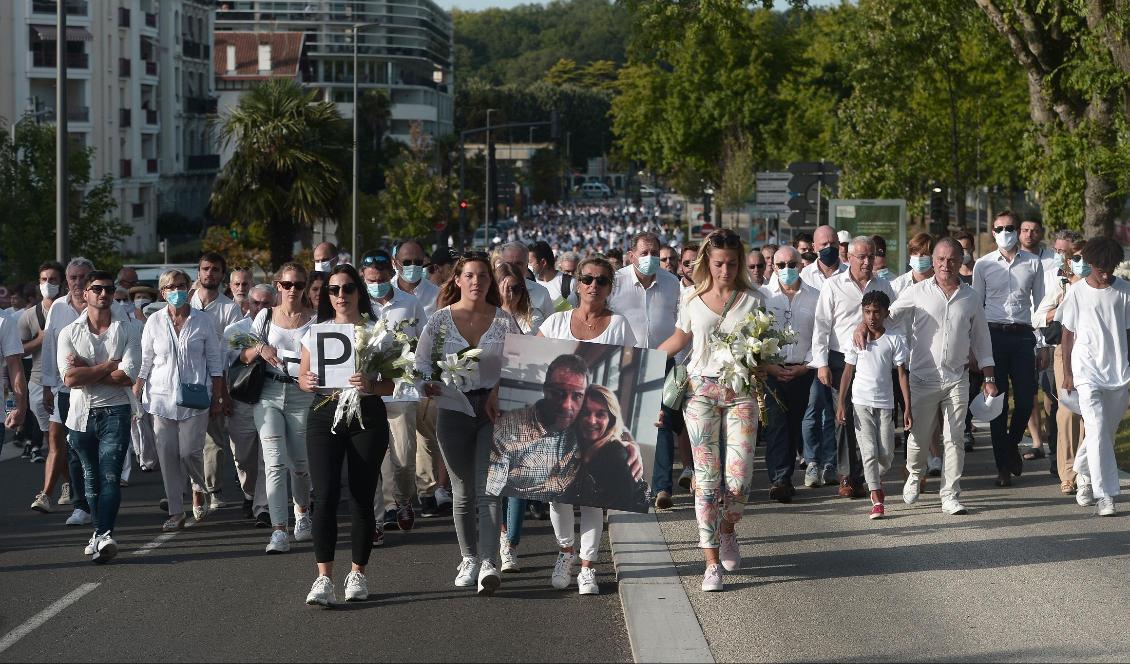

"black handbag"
[228,309,272,404]
[1042,321,1062,346]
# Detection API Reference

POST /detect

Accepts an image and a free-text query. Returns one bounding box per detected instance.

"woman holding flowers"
[240,262,314,555]
[298,265,393,607]
[416,253,522,596]
[658,229,767,593]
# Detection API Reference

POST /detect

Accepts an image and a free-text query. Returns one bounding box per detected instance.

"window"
[225,44,236,73]
[257,43,271,73]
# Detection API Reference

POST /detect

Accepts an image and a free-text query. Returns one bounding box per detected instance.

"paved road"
[655,430,1130,662]
[0,442,630,662]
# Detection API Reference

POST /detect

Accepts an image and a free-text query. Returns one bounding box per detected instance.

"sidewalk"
[609,430,1130,663]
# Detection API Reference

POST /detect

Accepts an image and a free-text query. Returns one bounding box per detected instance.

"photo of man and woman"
[485,335,666,513]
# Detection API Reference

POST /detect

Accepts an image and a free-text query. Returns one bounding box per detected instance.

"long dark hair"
[317,264,374,323]
[494,262,532,327]
[437,255,502,309]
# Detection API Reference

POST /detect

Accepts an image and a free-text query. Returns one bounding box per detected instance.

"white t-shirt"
[253,308,312,379]
[675,290,765,378]
[1058,278,1130,389]
[843,332,908,410]
[0,314,24,406]
[539,311,637,347]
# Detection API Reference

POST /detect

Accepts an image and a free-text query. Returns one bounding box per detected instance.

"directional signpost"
[786,161,840,229]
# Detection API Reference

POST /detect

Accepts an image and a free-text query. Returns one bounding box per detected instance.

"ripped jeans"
[68,405,131,536]
[684,377,758,549]
[253,379,314,528]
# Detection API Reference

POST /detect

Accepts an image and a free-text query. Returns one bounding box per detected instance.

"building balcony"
[31,0,88,17]
[120,159,132,178]
[183,40,200,59]
[144,109,157,125]
[119,108,131,127]
[145,61,158,76]
[186,154,220,171]
[118,57,130,77]
[146,158,158,174]
[185,97,217,114]
[66,106,89,123]
[32,51,89,69]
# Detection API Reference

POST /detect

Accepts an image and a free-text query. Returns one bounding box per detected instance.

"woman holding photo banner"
[538,256,636,596]
[658,229,765,593]
[416,253,522,596]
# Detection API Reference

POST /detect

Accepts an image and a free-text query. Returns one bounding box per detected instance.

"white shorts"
[29,381,50,432]
[48,389,64,425]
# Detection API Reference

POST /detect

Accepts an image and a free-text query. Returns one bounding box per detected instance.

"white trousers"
[550,503,603,563]
[907,377,968,502]
[376,401,418,515]
[228,399,268,516]
[154,412,209,516]
[1074,384,1127,500]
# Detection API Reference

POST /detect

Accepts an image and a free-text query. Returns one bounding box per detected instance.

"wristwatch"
[983,376,996,384]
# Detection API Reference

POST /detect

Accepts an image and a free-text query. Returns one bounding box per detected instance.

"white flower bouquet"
[321,315,417,432]
[708,307,796,423]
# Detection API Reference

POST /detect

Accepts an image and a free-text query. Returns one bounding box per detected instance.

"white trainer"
[719,532,741,572]
[902,475,921,505]
[701,563,724,592]
[1097,497,1116,517]
[265,529,291,554]
[551,552,576,590]
[91,532,118,564]
[209,493,225,511]
[344,570,369,601]
[499,533,520,573]
[31,493,51,513]
[477,560,501,596]
[306,575,336,607]
[192,503,209,522]
[58,482,72,506]
[66,508,92,526]
[293,508,313,542]
[84,532,98,556]
[1076,476,1096,507]
[577,567,600,595]
[454,556,480,587]
[941,498,968,515]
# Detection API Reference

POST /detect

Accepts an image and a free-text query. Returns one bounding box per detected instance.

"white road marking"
[131,531,178,555]
[0,583,100,654]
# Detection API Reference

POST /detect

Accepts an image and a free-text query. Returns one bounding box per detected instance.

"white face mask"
[314,260,333,273]
[39,282,59,299]
[994,229,1018,251]
[134,298,152,308]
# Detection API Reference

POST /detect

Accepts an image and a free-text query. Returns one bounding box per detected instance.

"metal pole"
[458,136,465,249]
[56,0,68,263]
[485,109,495,248]
[351,26,359,263]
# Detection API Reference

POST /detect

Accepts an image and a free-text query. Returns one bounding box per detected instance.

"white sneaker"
[91,532,118,564]
[577,567,600,595]
[701,563,724,592]
[435,487,453,507]
[551,552,576,590]
[804,462,822,488]
[941,498,968,515]
[902,475,921,505]
[1096,496,1116,517]
[31,492,51,513]
[344,570,369,601]
[499,534,520,573]
[293,509,312,542]
[719,532,741,572]
[454,556,480,587]
[306,575,336,607]
[1076,478,1096,507]
[84,532,97,556]
[265,529,291,554]
[477,560,501,596]
[192,503,209,522]
[66,508,92,526]
[209,493,225,511]
[58,482,72,505]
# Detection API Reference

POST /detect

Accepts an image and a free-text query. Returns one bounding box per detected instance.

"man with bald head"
[811,236,897,498]
[801,225,848,290]
[313,242,338,274]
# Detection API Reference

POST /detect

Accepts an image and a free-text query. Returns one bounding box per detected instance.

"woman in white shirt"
[538,256,635,596]
[415,253,522,596]
[239,262,315,554]
[658,230,764,592]
[136,269,225,531]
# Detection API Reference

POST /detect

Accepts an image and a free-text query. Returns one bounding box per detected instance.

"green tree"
[210,79,349,268]
[0,121,127,282]
[364,123,457,243]
[357,88,402,195]
[717,131,757,228]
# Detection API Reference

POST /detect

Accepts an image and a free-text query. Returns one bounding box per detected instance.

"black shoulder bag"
[228,309,272,404]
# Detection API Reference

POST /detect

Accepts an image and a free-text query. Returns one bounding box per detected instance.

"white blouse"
[414,306,522,393]
[539,310,637,347]
[675,289,765,378]
[253,308,312,379]
[140,307,224,421]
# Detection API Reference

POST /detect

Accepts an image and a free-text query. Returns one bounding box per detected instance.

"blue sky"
[446,0,840,11]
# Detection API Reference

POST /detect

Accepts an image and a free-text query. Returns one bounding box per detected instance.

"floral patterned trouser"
[683,377,758,549]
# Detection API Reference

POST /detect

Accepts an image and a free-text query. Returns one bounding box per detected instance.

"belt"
[988,322,1033,333]
[464,387,492,397]
[267,372,296,384]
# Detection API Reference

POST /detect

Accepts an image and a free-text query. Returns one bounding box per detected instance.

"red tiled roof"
[213,32,304,80]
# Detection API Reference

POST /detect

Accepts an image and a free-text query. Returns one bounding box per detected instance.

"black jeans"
[988,327,1036,474]
[828,351,864,485]
[306,395,389,566]
[764,370,815,486]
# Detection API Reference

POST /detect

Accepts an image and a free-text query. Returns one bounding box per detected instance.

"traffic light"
[929,185,947,235]
[459,200,468,210]
[229,228,239,240]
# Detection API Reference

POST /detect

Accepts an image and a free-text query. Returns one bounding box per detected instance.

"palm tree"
[210,79,349,268]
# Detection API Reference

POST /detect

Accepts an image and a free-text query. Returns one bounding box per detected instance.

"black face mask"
[818,245,839,267]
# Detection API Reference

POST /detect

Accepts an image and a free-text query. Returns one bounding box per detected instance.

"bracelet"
[983,376,996,383]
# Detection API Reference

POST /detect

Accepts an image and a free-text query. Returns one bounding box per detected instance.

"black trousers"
[306,395,389,566]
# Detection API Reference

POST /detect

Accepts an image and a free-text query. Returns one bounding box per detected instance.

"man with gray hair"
[811,236,897,498]
[499,241,554,325]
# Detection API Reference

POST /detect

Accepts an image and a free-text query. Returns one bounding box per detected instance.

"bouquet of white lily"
[708,307,796,423]
[319,315,417,432]
[435,347,484,391]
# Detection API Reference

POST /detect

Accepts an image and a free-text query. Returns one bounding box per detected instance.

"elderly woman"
[135,269,226,531]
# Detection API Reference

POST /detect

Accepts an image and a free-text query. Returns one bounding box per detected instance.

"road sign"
[828,199,907,276]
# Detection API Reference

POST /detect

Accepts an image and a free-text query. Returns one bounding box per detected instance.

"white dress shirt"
[971,249,1045,326]
[373,288,427,402]
[57,308,142,432]
[810,270,897,368]
[414,306,522,393]
[887,278,995,385]
[139,307,224,421]
[800,261,847,291]
[537,271,566,301]
[40,299,85,393]
[608,265,680,349]
[0,313,26,402]
[395,277,440,318]
[191,290,243,341]
[764,280,820,364]
[889,270,930,298]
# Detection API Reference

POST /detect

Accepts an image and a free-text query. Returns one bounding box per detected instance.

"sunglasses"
[399,259,428,267]
[87,284,114,295]
[993,225,1016,233]
[706,231,741,248]
[327,283,358,296]
[748,262,766,270]
[681,260,694,267]
[276,280,306,291]
[661,255,678,262]
[775,261,799,270]
[362,255,391,266]
[576,274,612,287]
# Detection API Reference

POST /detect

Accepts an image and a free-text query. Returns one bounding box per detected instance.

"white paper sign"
[309,323,356,389]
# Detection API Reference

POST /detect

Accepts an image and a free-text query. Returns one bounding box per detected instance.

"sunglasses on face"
[681,260,694,267]
[327,283,358,296]
[87,284,114,295]
[994,225,1016,233]
[775,261,799,269]
[661,255,678,263]
[399,259,428,267]
[748,262,766,270]
[576,274,612,287]
[362,255,391,267]
[706,231,741,248]
[276,280,306,291]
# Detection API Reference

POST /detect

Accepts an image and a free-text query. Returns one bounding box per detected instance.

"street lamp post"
[484,108,496,249]
[56,0,68,263]
[350,21,380,263]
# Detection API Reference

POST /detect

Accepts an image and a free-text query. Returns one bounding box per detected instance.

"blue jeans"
[505,497,525,546]
[651,402,685,494]
[988,327,1036,474]
[802,371,836,471]
[58,392,91,513]
[764,370,815,485]
[68,404,131,536]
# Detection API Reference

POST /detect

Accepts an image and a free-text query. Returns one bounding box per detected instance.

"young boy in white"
[836,291,911,520]
[1059,237,1130,516]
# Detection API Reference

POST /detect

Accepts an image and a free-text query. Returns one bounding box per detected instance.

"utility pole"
[484,108,496,247]
[350,22,379,263]
[56,0,68,263]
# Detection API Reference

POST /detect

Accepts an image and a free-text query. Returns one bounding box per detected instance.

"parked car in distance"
[579,181,612,199]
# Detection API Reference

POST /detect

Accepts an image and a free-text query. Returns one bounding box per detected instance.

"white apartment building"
[0,0,218,255]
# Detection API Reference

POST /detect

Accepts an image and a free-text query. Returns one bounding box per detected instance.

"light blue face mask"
[1053,253,1066,271]
[636,255,659,276]
[779,267,800,286]
[909,255,932,274]
[165,290,188,308]
[1070,257,1091,277]
[876,268,891,280]
[367,282,391,300]
[400,265,424,284]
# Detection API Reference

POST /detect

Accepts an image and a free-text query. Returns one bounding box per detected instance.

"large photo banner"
[485,334,666,513]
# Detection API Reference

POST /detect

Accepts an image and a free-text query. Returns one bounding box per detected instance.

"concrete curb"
[607,510,715,664]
